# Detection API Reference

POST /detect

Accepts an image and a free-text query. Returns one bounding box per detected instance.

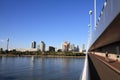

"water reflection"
[0,56,2,64]
[30,56,34,68]
[0,57,84,80]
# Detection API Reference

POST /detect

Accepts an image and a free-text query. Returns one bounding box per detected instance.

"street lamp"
[94,0,96,31]
[88,10,92,48]
[86,10,92,53]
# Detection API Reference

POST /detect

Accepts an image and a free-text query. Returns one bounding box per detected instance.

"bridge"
[81,0,120,80]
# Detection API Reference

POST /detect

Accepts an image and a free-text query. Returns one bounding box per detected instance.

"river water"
[0,56,84,80]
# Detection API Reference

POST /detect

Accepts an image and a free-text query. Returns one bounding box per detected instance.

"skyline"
[0,0,104,50]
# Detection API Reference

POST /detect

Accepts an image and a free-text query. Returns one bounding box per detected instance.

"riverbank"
[0,54,85,58]
[0,53,85,58]
[0,50,86,58]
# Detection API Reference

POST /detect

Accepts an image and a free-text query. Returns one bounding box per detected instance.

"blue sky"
[0,0,104,50]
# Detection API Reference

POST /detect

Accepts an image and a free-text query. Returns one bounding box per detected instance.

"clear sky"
[0,0,104,50]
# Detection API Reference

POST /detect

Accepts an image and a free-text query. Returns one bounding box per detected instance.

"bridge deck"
[89,53,120,80]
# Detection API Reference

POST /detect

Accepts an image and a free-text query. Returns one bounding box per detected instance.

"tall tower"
[7,38,9,51]
[40,41,45,52]
[31,41,36,48]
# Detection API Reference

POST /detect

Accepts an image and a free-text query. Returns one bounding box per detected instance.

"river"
[0,56,84,80]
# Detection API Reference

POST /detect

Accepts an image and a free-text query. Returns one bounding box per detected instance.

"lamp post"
[88,10,92,48]
[94,0,96,31]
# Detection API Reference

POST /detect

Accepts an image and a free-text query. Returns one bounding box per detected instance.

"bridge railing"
[80,54,89,80]
[90,0,120,50]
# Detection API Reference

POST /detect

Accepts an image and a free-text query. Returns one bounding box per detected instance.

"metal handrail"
[80,53,89,80]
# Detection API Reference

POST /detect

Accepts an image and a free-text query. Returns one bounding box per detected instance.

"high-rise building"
[82,44,85,50]
[62,41,70,52]
[31,41,36,48]
[76,45,79,52]
[69,44,79,52]
[40,41,45,52]
[82,44,86,52]
[69,44,75,51]
[48,46,55,52]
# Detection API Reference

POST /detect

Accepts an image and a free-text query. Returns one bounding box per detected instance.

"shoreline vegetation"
[0,50,85,58]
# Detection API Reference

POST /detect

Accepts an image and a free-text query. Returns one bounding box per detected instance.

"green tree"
[0,48,3,53]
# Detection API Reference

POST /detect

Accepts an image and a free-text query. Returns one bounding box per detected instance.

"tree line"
[0,48,85,56]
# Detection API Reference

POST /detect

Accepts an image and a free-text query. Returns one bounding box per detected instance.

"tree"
[0,48,3,53]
